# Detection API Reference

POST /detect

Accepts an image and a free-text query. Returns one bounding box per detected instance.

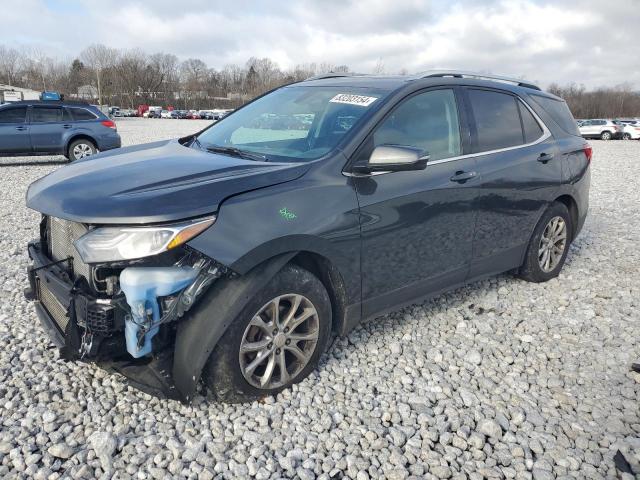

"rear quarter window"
[69,107,98,121]
[529,94,580,136]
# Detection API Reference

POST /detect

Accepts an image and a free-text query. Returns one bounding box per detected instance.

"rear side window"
[467,89,523,151]
[69,107,97,121]
[31,107,63,123]
[0,107,27,123]
[529,94,580,136]
[519,102,544,143]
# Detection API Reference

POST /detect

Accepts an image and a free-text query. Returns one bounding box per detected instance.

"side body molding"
[172,252,296,402]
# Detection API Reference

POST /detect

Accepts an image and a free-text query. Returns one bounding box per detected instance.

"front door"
[0,106,30,154]
[352,88,479,318]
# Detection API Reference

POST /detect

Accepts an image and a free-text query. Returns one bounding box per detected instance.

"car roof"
[297,71,562,101]
[0,100,95,108]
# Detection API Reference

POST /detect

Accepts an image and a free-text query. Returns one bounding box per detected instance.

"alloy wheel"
[239,294,320,389]
[538,216,567,273]
[601,132,611,140]
[73,143,94,160]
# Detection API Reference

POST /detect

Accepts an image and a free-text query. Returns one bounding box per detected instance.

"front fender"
[172,252,295,402]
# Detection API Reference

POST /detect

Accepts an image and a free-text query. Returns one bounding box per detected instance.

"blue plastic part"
[119,266,199,358]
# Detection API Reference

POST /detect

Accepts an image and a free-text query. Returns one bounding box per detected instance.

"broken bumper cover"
[25,241,186,401]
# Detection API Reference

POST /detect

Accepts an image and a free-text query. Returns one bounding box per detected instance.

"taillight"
[584,144,593,163]
[101,120,116,130]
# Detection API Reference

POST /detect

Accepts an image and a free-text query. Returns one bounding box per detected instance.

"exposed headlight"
[74,217,215,263]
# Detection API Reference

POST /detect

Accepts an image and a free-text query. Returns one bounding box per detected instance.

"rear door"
[29,105,67,153]
[463,87,561,278]
[0,106,30,153]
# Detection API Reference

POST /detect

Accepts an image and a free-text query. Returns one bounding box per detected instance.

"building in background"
[0,84,40,103]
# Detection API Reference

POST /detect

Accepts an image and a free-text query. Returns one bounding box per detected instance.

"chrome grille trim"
[38,281,69,332]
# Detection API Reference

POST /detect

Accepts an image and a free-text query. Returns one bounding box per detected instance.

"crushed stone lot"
[0,118,638,479]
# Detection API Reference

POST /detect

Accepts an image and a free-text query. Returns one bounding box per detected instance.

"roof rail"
[417,70,541,91]
[304,72,356,82]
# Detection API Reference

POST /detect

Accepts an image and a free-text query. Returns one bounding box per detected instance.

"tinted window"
[530,94,580,136]
[373,89,461,160]
[31,107,62,123]
[69,108,97,121]
[468,89,523,151]
[0,107,27,124]
[519,102,543,143]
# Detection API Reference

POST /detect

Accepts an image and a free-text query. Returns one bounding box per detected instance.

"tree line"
[0,44,349,109]
[548,83,640,119]
[1,43,638,117]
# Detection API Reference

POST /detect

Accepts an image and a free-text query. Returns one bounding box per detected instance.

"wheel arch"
[553,194,579,241]
[289,251,349,336]
[65,134,97,155]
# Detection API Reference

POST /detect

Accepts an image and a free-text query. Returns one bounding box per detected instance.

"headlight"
[74,217,215,263]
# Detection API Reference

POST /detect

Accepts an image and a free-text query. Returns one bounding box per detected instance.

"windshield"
[196,85,388,161]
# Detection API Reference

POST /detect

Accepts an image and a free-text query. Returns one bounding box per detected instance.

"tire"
[68,139,97,161]
[518,202,572,283]
[623,133,631,140]
[600,131,612,140]
[203,264,332,403]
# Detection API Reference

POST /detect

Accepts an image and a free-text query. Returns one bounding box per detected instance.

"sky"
[2,0,639,89]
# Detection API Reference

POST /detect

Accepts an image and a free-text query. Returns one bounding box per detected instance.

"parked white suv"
[578,119,623,140]
[617,120,640,140]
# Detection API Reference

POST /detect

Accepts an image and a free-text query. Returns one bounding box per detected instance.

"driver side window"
[373,89,462,161]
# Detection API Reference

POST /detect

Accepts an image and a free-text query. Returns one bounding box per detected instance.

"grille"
[38,280,70,332]
[47,217,92,280]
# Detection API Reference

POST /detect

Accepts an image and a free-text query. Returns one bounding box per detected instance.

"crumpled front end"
[25,215,228,401]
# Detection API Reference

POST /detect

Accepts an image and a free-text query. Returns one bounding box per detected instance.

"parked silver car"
[578,119,623,140]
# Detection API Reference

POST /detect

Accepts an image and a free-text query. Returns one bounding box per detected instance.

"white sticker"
[329,93,378,107]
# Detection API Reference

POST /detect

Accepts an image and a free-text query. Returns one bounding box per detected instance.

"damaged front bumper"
[25,240,223,401]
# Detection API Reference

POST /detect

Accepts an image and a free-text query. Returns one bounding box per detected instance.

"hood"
[26,139,310,224]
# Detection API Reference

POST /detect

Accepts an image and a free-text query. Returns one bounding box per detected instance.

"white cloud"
[1,0,638,89]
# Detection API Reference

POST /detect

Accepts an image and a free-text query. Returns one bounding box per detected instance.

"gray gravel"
[0,119,638,479]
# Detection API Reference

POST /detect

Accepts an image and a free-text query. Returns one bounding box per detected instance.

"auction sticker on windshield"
[329,94,378,107]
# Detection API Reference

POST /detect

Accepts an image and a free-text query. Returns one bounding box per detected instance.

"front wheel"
[68,139,97,161]
[203,265,332,403]
[518,202,572,283]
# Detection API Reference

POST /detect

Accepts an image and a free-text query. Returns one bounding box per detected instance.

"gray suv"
[0,101,121,160]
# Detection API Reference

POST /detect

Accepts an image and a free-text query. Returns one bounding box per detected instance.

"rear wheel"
[518,202,572,283]
[600,131,612,140]
[68,139,96,161]
[623,132,632,140]
[203,265,332,403]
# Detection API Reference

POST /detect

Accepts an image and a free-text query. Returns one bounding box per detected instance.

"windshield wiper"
[205,144,268,162]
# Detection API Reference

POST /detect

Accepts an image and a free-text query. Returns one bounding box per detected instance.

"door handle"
[537,152,554,163]
[15,126,27,131]
[62,124,72,129]
[450,171,477,183]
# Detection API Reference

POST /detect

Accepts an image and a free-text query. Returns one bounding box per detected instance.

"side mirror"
[353,145,429,175]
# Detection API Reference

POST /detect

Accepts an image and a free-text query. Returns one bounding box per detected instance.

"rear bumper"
[97,133,122,151]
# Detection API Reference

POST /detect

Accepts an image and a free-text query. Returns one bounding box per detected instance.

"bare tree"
[81,44,118,105]
[0,46,21,85]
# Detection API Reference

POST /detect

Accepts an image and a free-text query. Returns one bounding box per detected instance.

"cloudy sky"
[3,0,639,89]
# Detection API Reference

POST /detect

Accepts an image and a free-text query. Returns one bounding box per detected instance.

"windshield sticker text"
[329,94,378,107]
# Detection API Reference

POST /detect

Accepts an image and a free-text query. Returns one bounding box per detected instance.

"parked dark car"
[0,101,121,160]
[25,71,590,403]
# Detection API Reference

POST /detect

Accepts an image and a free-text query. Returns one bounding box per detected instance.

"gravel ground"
[0,119,638,479]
